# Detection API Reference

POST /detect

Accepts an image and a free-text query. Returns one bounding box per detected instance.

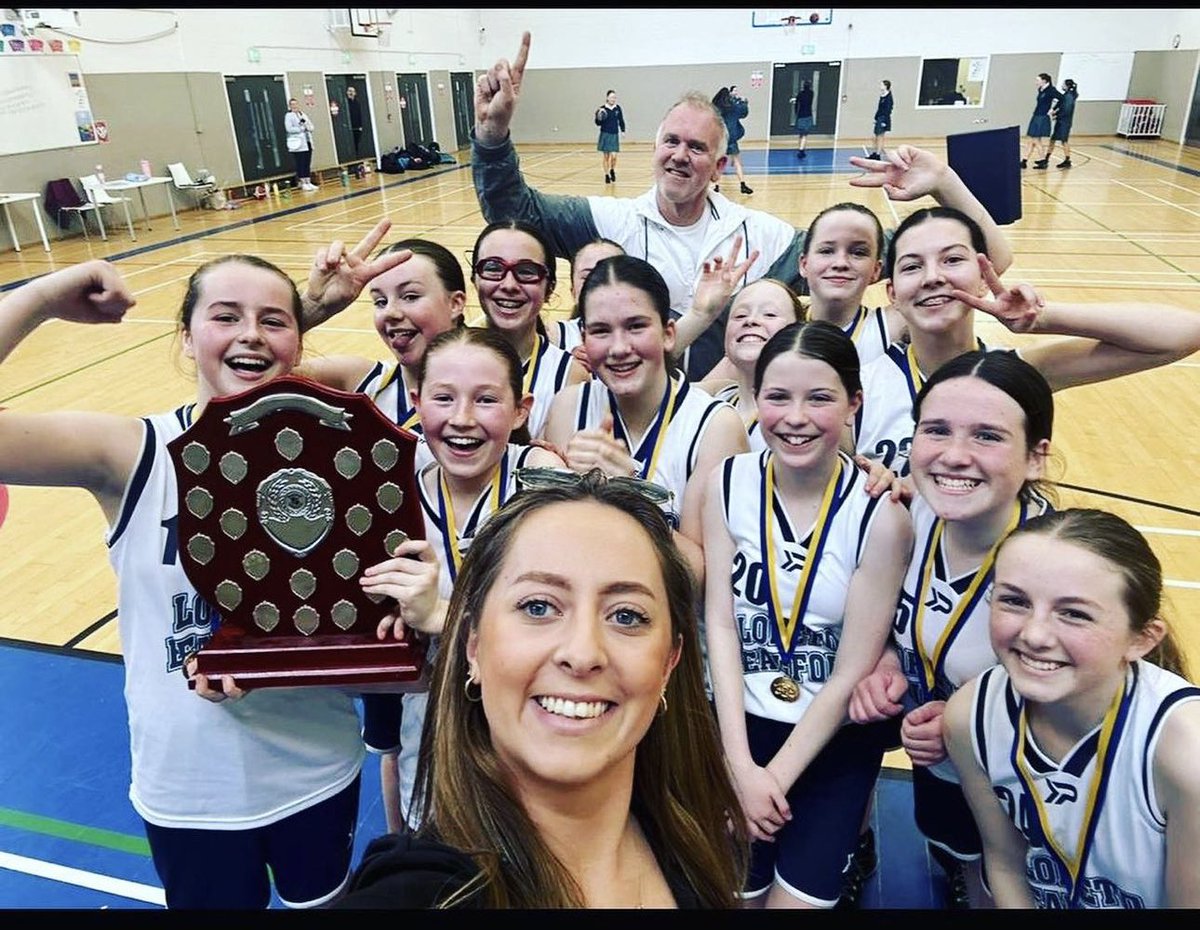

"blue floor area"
[0,641,387,908]
[0,641,947,908]
[723,146,872,176]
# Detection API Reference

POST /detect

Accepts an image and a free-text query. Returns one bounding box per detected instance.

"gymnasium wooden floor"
[0,133,1198,906]
[3,133,1198,667]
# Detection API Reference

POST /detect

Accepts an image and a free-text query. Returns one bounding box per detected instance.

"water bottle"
[95,164,105,183]
[340,167,350,187]
[139,158,151,178]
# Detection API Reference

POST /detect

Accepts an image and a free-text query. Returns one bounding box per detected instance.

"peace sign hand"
[694,234,761,324]
[475,31,531,145]
[848,144,947,202]
[949,254,1045,334]
[302,219,412,328]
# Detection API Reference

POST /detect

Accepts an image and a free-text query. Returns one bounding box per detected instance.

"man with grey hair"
[472,31,1013,379]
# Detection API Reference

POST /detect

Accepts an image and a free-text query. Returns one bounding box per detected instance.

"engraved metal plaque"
[168,376,427,691]
[220,451,248,484]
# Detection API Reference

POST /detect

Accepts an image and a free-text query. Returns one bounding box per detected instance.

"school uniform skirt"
[1027,114,1051,138]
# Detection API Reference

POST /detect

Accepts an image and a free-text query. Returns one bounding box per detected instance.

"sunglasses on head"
[513,467,674,508]
[472,257,550,285]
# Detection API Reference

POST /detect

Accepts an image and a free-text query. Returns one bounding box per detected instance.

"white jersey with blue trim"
[414,443,537,599]
[854,338,1003,476]
[524,333,577,440]
[838,304,892,367]
[573,371,730,529]
[893,492,1051,782]
[107,408,364,829]
[713,382,766,452]
[553,317,584,353]
[971,660,1200,908]
[356,361,434,472]
[721,449,886,723]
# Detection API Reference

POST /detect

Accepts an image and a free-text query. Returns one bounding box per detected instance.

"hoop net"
[782,14,798,35]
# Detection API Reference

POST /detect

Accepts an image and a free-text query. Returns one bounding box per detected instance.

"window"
[917,56,988,108]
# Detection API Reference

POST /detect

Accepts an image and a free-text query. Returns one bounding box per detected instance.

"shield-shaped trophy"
[168,376,427,690]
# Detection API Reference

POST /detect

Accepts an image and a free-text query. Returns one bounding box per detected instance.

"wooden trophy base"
[188,632,428,691]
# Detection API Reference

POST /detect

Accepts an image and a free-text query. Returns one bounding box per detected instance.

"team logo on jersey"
[168,376,428,690]
[1043,780,1078,804]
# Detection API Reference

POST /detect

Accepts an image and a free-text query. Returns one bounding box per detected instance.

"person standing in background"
[1020,73,1060,170]
[1043,78,1077,169]
[794,81,815,159]
[285,97,318,192]
[595,89,625,184]
[713,85,753,195]
[345,85,364,156]
[869,80,893,160]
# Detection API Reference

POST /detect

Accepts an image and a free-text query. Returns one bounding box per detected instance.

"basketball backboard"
[750,9,834,29]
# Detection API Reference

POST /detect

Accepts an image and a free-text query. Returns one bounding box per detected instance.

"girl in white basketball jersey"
[945,509,1200,908]
[697,277,803,451]
[678,203,902,390]
[542,254,749,579]
[855,206,1200,475]
[302,237,466,472]
[470,221,589,440]
[0,252,443,909]
[797,203,902,367]
[544,237,625,356]
[850,350,1057,907]
[702,320,913,908]
[363,326,566,833]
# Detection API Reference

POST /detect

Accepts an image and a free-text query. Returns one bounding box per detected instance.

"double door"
[769,61,842,137]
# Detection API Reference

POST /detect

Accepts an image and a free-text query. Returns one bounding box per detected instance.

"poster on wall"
[0,55,99,155]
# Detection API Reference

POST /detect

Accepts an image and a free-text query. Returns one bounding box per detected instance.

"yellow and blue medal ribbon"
[759,454,845,658]
[436,458,504,581]
[1013,672,1134,908]
[911,500,1023,702]
[608,374,683,484]
[521,332,547,398]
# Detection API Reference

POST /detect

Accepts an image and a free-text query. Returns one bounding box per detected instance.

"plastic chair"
[168,162,217,209]
[80,174,137,241]
[42,177,105,240]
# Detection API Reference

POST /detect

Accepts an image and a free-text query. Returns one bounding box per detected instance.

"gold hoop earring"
[658,690,668,717]
[464,670,482,703]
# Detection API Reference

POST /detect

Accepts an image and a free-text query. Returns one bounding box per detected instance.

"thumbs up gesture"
[563,412,640,477]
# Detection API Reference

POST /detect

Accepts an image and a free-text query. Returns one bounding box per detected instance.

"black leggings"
[292,148,313,182]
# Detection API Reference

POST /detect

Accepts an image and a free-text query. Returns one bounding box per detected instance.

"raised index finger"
[977,253,1005,296]
[511,31,531,81]
[352,218,393,259]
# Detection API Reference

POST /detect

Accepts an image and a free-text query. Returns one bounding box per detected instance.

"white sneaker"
[301,181,318,192]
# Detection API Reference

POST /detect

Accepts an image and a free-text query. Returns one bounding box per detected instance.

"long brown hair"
[411,474,748,907]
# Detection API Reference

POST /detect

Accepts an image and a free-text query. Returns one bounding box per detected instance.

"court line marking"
[1135,526,1200,538]
[0,164,472,294]
[0,805,147,855]
[1112,179,1200,219]
[1166,580,1200,590]
[0,850,164,906]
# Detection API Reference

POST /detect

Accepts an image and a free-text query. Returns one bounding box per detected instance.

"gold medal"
[770,676,801,703]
